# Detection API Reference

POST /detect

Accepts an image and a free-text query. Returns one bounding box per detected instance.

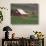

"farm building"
[15,9,28,16]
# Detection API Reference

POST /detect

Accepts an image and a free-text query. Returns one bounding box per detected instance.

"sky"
[11,4,38,12]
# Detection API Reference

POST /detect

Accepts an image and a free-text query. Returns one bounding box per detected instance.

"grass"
[11,15,38,24]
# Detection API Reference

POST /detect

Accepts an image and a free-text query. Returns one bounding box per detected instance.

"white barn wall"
[0,0,46,46]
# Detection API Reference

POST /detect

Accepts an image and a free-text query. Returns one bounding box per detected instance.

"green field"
[11,15,38,24]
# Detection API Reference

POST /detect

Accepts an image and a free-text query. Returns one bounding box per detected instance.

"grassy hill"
[11,15,38,24]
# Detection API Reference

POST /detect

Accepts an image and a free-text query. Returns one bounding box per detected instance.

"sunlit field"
[11,15,38,24]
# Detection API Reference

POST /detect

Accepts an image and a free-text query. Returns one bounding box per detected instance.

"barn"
[15,9,28,16]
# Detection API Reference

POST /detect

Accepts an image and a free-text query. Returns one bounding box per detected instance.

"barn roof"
[17,9,28,15]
